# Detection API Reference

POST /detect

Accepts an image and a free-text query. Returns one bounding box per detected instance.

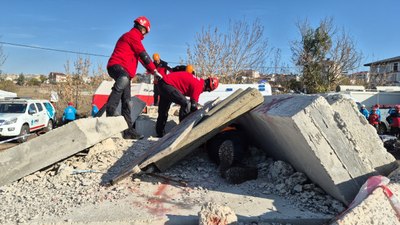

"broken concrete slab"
[323,94,397,176]
[0,116,127,186]
[109,99,219,185]
[151,87,264,172]
[237,94,396,205]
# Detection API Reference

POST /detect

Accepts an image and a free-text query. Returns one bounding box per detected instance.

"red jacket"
[107,28,156,78]
[162,71,205,102]
[391,112,400,128]
[368,113,379,125]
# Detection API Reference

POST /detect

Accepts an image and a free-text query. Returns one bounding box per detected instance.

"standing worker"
[368,107,380,132]
[106,16,162,139]
[156,71,219,137]
[387,105,400,138]
[91,104,99,117]
[370,104,382,122]
[360,104,369,119]
[62,102,77,124]
[152,53,171,106]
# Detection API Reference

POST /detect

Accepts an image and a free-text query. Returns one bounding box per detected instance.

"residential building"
[364,56,400,86]
[48,72,67,84]
[349,71,369,84]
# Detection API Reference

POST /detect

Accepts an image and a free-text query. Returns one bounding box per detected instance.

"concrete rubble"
[238,94,396,205]
[198,202,238,225]
[0,116,128,186]
[0,92,399,224]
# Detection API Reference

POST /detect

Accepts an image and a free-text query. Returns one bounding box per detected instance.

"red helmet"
[207,77,219,91]
[134,16,151,33]
[68,102,74,106]
[395,105,400,110]
[374,104,380,108]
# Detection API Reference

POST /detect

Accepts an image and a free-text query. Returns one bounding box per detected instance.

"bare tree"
[91,62,110,88]
[291,18,362,93]
[187,18,269,83]
[56,55,91,112]
[270,48,282,75]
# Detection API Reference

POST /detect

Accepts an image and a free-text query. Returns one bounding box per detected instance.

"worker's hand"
[190,100,199,112]
[153,69,163,80]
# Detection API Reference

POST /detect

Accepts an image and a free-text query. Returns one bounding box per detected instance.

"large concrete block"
[323,94,396,176]
[238,94,396,205]
[0,117,127,186]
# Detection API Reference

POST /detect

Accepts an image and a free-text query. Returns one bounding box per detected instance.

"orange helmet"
[207,77,219,91]
[186,64,194,74]
[153,53,160,61]
[134,16,151,33]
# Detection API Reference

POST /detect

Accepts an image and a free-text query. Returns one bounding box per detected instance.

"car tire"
[18,124,30,143]
[44,120,54,132]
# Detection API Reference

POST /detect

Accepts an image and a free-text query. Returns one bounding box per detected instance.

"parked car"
[0,98,56,142]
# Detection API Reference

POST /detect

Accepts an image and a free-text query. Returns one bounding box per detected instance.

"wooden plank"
[109,99,219,185]
[0,117,128,186]
[152,87,264,172]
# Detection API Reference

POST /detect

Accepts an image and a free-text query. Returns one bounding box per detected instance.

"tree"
[26,78,41,86]
[17,73,25,86]
[39,75,47,83]
[56,55,91,112]
[187,18,269,83]
[291,18,362,93]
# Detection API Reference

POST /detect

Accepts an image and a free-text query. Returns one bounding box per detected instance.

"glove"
[190,99,198,112]
[153,69,163,80]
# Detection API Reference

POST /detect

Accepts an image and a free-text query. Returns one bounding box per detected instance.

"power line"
[0,41,110,58]
[0,41,300,70]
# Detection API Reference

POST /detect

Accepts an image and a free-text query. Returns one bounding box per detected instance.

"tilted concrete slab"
[237,94,396,205]
[109,99,218,185]
[0,117,128,186]
[153,87,264,172]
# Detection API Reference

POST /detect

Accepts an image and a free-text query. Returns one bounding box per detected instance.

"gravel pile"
[0,132,346,224]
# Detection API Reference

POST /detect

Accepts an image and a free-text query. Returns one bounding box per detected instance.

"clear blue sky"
[0,0,399,75]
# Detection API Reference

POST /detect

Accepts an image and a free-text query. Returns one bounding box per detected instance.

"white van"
[0,99,56,142]
[198,83,272,105]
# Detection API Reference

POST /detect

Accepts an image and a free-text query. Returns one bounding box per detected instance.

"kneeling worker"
[155,71,219,137]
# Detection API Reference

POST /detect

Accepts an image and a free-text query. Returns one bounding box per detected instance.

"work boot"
[123,128,144,140]
[218,140,235,177]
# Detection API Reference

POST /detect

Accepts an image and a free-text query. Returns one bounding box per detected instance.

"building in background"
[48,72,67,84]
[364,56,400,87]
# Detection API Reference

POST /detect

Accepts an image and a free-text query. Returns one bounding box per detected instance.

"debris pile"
[0,133,345,224]
[198,202,237,225]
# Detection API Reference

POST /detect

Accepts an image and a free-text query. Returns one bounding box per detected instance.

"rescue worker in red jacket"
[387,105,400,138]
[155,71,219,137]
[152,53,171,106]
[368,107,380,132]
[106,16,162,139]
